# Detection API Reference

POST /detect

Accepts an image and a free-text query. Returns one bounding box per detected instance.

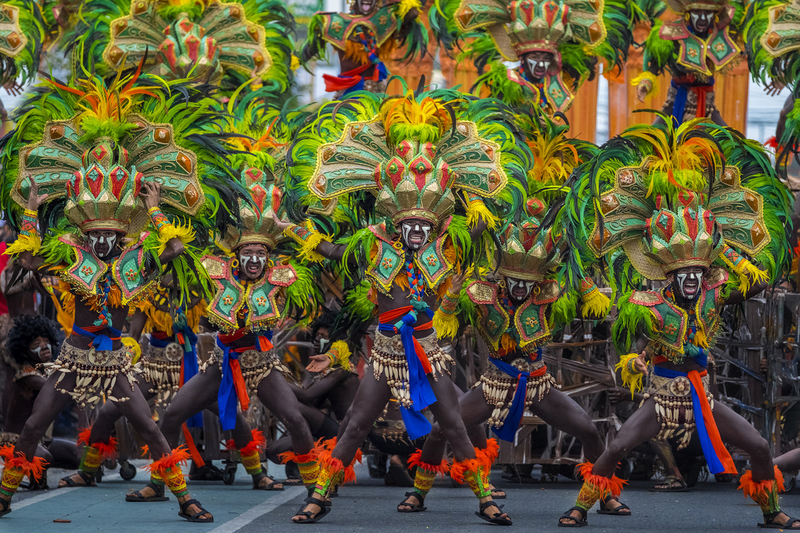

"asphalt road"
[5,461,800,532]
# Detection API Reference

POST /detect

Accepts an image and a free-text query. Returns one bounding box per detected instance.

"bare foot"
[559,508,585,526]
[397,492,423,511]
[601,496,630,514]
[178,496,213,522]
[126,485,157,500]
[478,496,509,522]
[765,512,800,529]
[488,483,506,498]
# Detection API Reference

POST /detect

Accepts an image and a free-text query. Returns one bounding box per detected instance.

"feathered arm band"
[149,207,194,255]
[464,193,499,230]
[578,277,610,318]
[6,209,41,256]
[615,353,645,398]
[631,72,658,98]
[433,288,461,339]
[324,340,352,371]
[284,221,331,263]
[719,245,768,293]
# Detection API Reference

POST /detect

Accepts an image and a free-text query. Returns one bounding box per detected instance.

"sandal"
[178,498,214,523]
[649,475,690,493]
[558,506,587,528]
[189,463,224,482]
[59,470,95,488]
[760,510,800,529]
[283,478,304,486]
[476,500,512,526]
[0,497,10,518]
[490,485,506,499]
[397,491,426,513]
[125,482,169,502]
[253,473,285,491]
[292,496,330,524]
[597,495,630,515]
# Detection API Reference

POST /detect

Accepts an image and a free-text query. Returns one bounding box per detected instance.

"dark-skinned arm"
[290,369,349,404]
[127,310,147,341]
[18,374,47,393]
[719,247,770,305]
[273,216,359,269]
[12,180,54,275]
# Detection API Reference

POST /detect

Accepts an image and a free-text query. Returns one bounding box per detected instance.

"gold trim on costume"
[46,343,136,407]
[644,372,713,449]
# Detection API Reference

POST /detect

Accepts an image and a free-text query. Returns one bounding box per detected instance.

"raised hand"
[139,181,161,210]
[634,350,648,375]
[26,179,48,211]
[306,354,331,373]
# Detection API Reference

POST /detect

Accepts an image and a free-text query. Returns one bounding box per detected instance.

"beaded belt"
[479,357,554,429]
[46,343,135,407]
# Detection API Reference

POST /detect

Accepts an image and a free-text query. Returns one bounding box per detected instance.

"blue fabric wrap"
[216,332,273,431]
[73,325,122,351]
[377,308,436,440]
[652,365,725,474]
[489,348,543,442]
[670,78,715,125]
[150,329,202,428]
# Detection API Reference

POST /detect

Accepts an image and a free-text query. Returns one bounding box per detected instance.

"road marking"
[14,473,122,510]
[207,486,305,533]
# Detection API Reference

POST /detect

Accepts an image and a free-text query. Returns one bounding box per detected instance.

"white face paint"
[88,234,117,257]
[526,56,550,78]
[401,221,432,250]
[689,11,712,32]
[675,270,703,299]
[31,344,51,356]
[319,338,330,353]
[507,278,536,301]
[240,254,267,270]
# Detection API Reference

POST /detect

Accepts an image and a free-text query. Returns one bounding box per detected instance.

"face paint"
[507,279,535,300]
[526,56,551,78]
[689,11,711,32]
[319,338,330,353]
[240,254,267,269]
[401,221,431,250]
[675,270,703,299]
[89,234,117,257]
[31,344,51,356]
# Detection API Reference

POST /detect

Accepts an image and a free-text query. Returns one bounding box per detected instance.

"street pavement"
[5,461,800,532]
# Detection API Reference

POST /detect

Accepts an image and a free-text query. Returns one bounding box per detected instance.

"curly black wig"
[7,314,61,366]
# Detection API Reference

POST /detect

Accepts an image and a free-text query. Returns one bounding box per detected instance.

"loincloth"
[479,357,555,429]
[45,343,136,407]
[661,85,717,123]
[136,341,188,406]
[644,372,713,450]
[370,331,453,410]
[208,344,289,396]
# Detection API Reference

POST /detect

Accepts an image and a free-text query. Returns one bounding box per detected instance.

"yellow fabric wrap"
[5,234,42,256]
[433,307,459,339]
[328,340,352,371]
[615,353,644,398]
[156,221,194,255]
[285,222,331,263]
[466,198,499,230]
[121,337,142,365]
[631,72,659,98]
[720,253,768,294]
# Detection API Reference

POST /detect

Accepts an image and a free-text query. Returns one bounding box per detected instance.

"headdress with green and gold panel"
[66,0,294,98]
[0,68,244,304]
[744,0,800,174]
[431,0,639,113]
[567,117,793,295]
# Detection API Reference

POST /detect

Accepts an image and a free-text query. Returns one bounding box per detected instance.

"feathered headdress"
[568,117,792,292]
[289,89,528,232]
[67,0,294,95]
[0,1,47,87]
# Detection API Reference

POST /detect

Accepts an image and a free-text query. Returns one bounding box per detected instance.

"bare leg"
[257,372,315,455]
[59,376,158,487]
[534,389,604,463]
[113,375,212,521]
[650,440,685,490]
[159,366,222,448]
[292,364,391,523]
[560,398,661,525]
[775,448,800,473]
[12,374,76,460]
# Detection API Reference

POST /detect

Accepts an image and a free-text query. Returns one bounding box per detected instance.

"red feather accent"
[738,466,785,501]
[145,446,191,477]
[0,445,48,482]
[576,462,626,498]
[77,427,118,459]
[238,430,266,456]
[408,449,449,476]
[478,439,500,464]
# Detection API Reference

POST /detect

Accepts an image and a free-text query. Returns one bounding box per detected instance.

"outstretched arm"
[12,180,49,274]
[274,216,355,265]
[289,369,349,404]
[140,181,185,264]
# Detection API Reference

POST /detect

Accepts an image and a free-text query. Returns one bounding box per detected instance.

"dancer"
[633,0,744,125]
[558,119,795,528]
[1,314,77,490]
[281,90,529,524]
[0,69,236,522]
[56,280,209,492]
[127,160,323,501]
[432,0,638,114]
[301,0,428,95]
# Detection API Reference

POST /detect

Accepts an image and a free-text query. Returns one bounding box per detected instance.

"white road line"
[14,473,122,510]
[208,486,305,533]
